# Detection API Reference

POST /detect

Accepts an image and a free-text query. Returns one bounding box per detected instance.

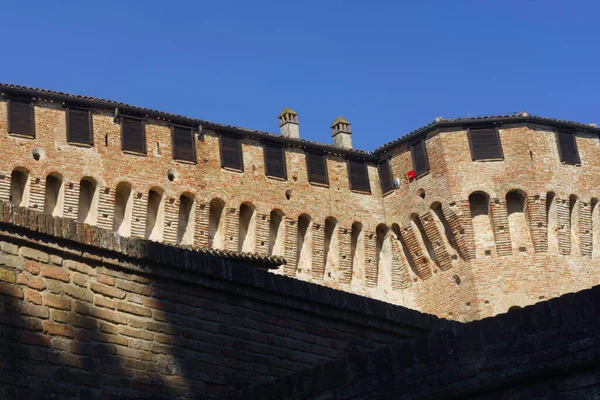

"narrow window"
[506,191,533,253]
[146,188,165,241]
[375,224,392,287]
[121,117,146,154]
[468,128,503,161]
[306,151,328,185]
[10,169,30,207]
[66,108,93,145]
[208,198,226,249]
[177,193,195,245]
[7,99,35,137]
[113,182,133,236]
[297,214,312,272]
[348,161,371,193]
[592,199,600,258]
[546,192,558,254]
[349,222,364,284]
[269,209,285,256]
[264,143,287,179]
[44,174,64,217]
[220,135,243,170]
[378,159,394,195]
[469,192,494,257]
[77,178,99,225]
[238,203,256,253]
[556,131,580,165]
[570,195,580,256]
[172,126,196,162]
[324,217,339,279]
[410,140,430,176]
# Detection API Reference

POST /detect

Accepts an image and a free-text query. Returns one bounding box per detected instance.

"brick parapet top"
[0,200,285,267]
[0,200,455,333]
[2,83,598,156]
[219,284,600,400]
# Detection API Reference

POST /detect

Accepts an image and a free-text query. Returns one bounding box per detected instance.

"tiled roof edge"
[0,83,376,161]
[374,112,600,155]
[2,84,597,160]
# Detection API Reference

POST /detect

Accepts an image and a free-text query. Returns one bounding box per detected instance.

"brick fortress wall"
[0,203,453,399]
[1,92,600,322]
[382,124,600,320]
[224,284,600,400]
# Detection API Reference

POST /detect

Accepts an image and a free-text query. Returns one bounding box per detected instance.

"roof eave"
[0,84,376,161]
[374,116,600,156]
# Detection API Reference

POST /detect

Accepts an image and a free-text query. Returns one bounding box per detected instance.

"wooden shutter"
[220,135,243,170]
[264,144,287,179]
[306,151,329,185]
[348,160,371,193]
[411,140,430,176]
[67,109,93,145]
[468,128,503,160]
[378,159,394,194]
[8,100,34,137]
[121,117,146,154]
[556,131,580,165]
[172,126,196,162]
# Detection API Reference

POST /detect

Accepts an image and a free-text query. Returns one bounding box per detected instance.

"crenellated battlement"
[2,83,600,321]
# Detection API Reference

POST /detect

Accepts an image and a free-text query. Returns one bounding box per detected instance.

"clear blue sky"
[1,1,598,151]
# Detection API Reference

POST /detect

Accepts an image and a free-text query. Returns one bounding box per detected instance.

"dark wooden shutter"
[411,140,430,176]
[8,100,34,137]
[172,126,196,162]
[220,135,243,170]
[306,152,328,185]
[378,160,394,194]
[121,117,146,154]
[348,160,371,193]
[468,128,503,160]
[264,144,287,179]
[67,109,93,145]
[557,131,580,165]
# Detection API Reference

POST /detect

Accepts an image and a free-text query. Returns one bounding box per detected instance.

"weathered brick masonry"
[1,84,600,322]
[0,203,453,399]
[2,84,600,398]
[223,285,600,400]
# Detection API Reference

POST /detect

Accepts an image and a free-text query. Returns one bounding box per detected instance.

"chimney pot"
[330,116,352,149]
[278,108,299,139]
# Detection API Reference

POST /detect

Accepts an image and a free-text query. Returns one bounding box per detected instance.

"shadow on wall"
[0,286,138,398]
[0,209,429,399]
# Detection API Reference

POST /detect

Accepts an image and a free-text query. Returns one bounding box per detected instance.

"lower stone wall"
[222,285,600,400]
[0,211,452,399]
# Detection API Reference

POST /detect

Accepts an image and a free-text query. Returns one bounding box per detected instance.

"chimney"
[278,108,299,139]
[331,116,352,149]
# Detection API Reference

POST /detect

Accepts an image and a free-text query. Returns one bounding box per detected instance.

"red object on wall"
[407,170,415,180]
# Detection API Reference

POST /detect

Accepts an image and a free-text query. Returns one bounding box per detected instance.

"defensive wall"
[0,202,453,399]
[223,284,600,399]
[2,84,600,321]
